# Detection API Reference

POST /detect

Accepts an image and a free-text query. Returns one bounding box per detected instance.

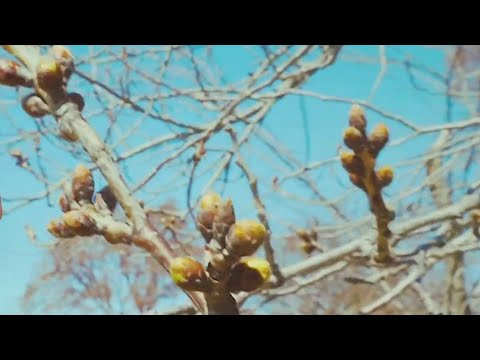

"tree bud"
[340,152,364,176]
[63,210,96,236]
[227,257,272,293]
[376,166,394,188]
[72,165,95,204]
[21,94,50,118]
[349,104,367,132]
[36,56,63,90]
[343,126,364,152]
[170,256,211,292]
[225,219,267,257]
[368,123,389,157]
[47,219,76,238]
[0,59,33,87]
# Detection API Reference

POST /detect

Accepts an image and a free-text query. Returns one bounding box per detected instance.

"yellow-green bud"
[227,257,272,293]
[376,166,394,188]
[343,126,365,152]
[226,219,267,256]
[368,123,389,157]
[170,257,210,292]
[340,152,364,176]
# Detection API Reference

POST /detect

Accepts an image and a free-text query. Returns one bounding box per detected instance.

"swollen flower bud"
[349,104,367,132]
[199,192,221,209]
[170,257,211,292]
[196,192,235,243]
[226,257,272,293]
[0,59,33,87]
[340,152,364,176]
[63,210,96,236]
[36,56,63,90]
[376,166,394,188]
[71,165,95,204]
[225,219,267,256]
[47,219,76,238]
[21,94,50,118]
[343,126,364,152]
[368,123,389,157]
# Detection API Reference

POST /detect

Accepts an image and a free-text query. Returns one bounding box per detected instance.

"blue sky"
[0,45,476,314]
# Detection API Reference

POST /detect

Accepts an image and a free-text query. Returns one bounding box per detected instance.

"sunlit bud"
[0,59,33,87]
[36,56,63,90]
[72,165,95,204]
[225,219,267,257]
[63,210,96,236]
[340,152,364,176]
[343,126,364,152]
[58,193,72,213]
[349,104,367,132]
[196,192,235,243]
[368,123,389,157]
[170,257,211,292]
[47,219,76,238]
[226,257,272,293]
[21,94,50,118]
[376,166,394,188]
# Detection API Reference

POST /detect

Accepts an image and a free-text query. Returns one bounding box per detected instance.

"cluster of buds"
[341,105,393,192]
[170,192,272,298]
[341,105,395,263]
[2,45,84,141]
[48,165,122,244]
[1,45,75,92]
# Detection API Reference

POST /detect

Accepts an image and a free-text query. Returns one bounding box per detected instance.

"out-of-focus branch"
[426,130,469,315]
[361,266,422,314]
[361,231,477,314]
[411,282,441,314]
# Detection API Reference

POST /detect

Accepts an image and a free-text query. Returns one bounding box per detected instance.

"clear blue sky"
[0,45,474,314]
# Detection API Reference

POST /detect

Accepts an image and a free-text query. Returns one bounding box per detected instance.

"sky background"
[0,45,476,314]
